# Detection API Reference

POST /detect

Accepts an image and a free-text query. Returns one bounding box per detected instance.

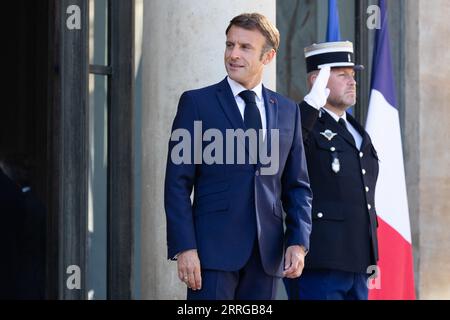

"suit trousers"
[187,242,278,300]
[284,269,369,300]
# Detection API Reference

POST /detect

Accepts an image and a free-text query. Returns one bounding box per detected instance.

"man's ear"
[308,72,319,87]
[262,49,276,65]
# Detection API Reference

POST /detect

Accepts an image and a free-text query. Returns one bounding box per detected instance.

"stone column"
[416,0,450,299]
[405,0,450,299]
[141,0,276,299]
[404,0,421,299]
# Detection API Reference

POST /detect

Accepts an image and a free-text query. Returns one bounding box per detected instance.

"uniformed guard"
[283,41,379,300]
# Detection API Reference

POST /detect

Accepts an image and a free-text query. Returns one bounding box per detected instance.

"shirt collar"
[322,107,347,123]
[227,76,263,101]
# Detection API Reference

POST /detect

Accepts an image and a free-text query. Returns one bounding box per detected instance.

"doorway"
[2,0,135,299]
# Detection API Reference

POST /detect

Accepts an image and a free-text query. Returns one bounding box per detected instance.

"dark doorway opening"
[2,0,50,299]
[2,0,135,300]
[3,1,49,204]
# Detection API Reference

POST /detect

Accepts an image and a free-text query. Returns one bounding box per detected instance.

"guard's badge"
[331,157,340,173]
[320,129,337,141]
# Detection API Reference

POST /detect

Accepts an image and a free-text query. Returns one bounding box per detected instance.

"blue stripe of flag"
[370,0,397,108]
[326,0,341,41]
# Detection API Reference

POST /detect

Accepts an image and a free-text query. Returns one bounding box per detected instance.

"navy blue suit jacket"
[164,78,312,277]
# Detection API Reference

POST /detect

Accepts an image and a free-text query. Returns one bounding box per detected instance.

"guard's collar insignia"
[320,129,338,141]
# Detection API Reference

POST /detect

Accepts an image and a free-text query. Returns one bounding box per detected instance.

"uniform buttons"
[365,186,369,192]
[362,169,366,175]
[359,152,364,158]
[330,147,336,152]
[255,170,260,176]
[317,212,323,218]
[367,204,372,210]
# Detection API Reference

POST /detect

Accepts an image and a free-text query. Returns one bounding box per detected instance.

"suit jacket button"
[367,204,372,210]
[365,186,369,192]
[359,152,364,158]
[317,212,323,218]
[330,147,336,152]
[255,170,260,176]
[362,169,367,175]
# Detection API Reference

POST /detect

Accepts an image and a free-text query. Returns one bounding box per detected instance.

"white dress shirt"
[322,108,363,150]
[227,77,267,139]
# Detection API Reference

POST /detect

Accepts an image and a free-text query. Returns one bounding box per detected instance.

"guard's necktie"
[239,90,262,164]
[338,117,356,146]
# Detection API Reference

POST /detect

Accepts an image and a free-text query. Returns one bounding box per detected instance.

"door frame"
[47,0,135,299]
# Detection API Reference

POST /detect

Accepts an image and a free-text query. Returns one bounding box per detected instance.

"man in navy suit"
[284,41,379,300]
[164,13,312,300]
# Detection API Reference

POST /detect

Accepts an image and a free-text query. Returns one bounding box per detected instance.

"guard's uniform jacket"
[300,101,379,273]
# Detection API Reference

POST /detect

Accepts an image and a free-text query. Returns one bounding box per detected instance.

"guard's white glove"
[304,66,331,110]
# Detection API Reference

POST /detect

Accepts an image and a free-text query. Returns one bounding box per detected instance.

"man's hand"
[283,245,307,279]
[177,249,202,290]
[304,66,331,110]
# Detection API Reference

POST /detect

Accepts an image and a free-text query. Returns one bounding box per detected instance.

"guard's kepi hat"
[304,41,364,73]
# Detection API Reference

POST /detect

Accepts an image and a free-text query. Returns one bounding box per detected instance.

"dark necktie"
[338,118,356,146]
[239,90,262,131]
[239,90,262,164]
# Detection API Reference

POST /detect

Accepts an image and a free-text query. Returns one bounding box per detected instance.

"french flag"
[365,0,416,300]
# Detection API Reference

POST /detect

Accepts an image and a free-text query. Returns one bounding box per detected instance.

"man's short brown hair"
[226,13,280,54]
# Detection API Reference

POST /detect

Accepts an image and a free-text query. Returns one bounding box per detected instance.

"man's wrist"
[303,95,321,110]
[173,248,197,260]
[299,245,308,256]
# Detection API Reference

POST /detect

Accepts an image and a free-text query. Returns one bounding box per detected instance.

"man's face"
[224,25,274,89]
[326,67,357,110]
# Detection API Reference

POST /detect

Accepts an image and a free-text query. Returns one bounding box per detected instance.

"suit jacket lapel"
[216,78,257,163]
[216,79,277,167]
[346,113,371,151]
[319,111,357,149]
[261,85,277,163]
[216,78,245,130]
